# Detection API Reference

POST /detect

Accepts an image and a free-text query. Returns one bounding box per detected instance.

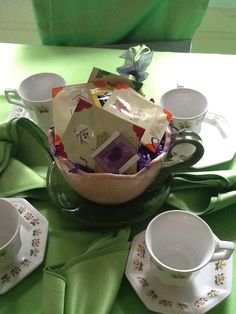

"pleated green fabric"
[31,0,209,47]
[0,117,52,198]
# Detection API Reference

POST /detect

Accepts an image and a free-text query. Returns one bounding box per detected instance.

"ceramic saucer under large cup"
[125,231,233,314]
[0,198,48,294]
[46,162,171,227]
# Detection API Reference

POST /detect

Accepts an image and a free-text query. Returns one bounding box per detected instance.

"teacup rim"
[0,199,21,250]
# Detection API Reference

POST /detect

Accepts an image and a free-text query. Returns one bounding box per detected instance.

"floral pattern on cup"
[0,200,46,288]
[175,116,205,132]
[36,105,49,113]
[176,121,192,130]
[170,272,187,279]
[130,238,229,312]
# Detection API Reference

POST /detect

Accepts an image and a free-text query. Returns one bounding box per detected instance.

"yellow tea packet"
[90,87,113,108]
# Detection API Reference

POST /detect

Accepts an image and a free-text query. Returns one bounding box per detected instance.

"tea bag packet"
[90,86,113,108]
[52,83,96,139]
[103,87,172,152]
[91,131,140,174]
[88,67,143,92]
[61,96,145,174]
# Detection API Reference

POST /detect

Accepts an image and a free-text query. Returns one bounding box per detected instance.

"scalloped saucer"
[0,198,48,294]
[125,231,233,313]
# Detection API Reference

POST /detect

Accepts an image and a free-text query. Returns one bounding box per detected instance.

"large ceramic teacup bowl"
[47,128,204,204]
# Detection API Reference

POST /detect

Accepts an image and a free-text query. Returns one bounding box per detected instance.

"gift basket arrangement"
[47,45,203,226]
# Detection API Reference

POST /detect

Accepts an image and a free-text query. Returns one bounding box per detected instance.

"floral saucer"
[125,231,233,314]
[0,198,48,294]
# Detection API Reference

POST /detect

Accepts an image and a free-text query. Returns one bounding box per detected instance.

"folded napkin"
[165,167,236,215]
[0,117,52,198]
[42,228,131,314]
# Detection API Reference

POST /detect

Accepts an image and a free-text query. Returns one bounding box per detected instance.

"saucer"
[193,112,234,168]
[125,231,233,314]
[47,162,171,227]
[0,198,48,294]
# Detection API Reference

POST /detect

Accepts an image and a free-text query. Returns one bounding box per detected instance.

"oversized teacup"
[5,73,65,133]
[145,210,234,286]
[0,199,22,269]
[47,127,204,205]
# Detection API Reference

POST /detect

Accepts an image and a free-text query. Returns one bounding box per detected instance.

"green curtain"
[31,0,209,46]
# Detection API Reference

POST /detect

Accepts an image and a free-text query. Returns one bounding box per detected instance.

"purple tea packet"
[91,132,139,174]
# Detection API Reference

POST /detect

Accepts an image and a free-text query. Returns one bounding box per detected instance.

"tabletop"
[1,42,236,126]
[0,43,235,314]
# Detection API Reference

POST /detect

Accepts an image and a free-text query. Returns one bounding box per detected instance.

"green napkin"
[0,117,52,198]
[170,170,236,190]
[165,168,236,215]
[42,228,131,314]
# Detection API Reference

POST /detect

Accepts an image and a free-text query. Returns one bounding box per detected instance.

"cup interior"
[160,88,207,119]
[19,73,65,102]
[0,200,20,248]
[146,210,214,271]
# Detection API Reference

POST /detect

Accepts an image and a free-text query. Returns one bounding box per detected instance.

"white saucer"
[125,231,233,314]
[0,198,48,294]
[193,112,235,168]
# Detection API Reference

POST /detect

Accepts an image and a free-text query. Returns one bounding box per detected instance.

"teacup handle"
[211,239,234,262]
[147,131,204,191]
[5,88,25,108]
[162,130,204,171]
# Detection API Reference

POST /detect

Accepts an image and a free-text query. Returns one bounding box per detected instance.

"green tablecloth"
[0,114,236,313]
[0,43,236,314]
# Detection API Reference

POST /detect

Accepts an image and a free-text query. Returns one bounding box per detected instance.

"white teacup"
[145,210,234,287]
[0,199,22,269]
[160,88,208,133]
[5,73,65,133]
